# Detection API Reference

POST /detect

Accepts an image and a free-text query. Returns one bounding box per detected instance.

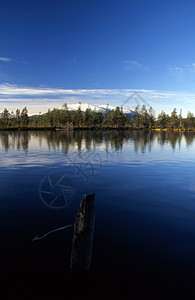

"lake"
[1,129,195,299]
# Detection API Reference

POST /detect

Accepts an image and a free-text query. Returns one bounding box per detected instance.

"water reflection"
[0,130,31,152]
[0,129,195,153]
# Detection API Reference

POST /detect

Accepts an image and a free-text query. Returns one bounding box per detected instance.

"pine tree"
[179,109,183,129]
[114,106,123,127]
[2,108,10,127]
[16,109,21,127]
[170,108,179,129]
[60,103,70,126]
[92,110,103,127]
[109,109,115,126]
[38,112,42,127]
[157,110,167,129]
[104,104,110,126]
[148,107,155,129]
[21,107,29,127]
[132,105,141,128]
[186,111,194,129]
[10,110,15,127]
[75,102,83,127]
[140,105,149,128]
[46,109,53,127]
[85,106,93,127]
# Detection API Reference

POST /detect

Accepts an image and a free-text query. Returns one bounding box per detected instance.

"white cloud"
[169,66,184,72]
[121,60,143,69]
[0,84,154,98]
[0,57,34,64]
[168,62,195,75]
[22,61,34,65]
[0,83,195,116]
[0,57,13,62]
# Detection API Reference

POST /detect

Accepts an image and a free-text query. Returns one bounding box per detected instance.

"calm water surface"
[1,130,195,297]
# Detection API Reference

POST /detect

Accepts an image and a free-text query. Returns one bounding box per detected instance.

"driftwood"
[70,193,95,272]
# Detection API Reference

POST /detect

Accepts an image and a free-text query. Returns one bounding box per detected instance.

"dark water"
[1,130,195,299]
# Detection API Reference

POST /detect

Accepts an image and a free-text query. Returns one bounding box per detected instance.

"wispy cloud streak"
[0,57,13,62]
[121,60,143,69]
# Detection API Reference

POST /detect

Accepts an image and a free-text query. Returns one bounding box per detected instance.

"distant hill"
[59,102,134,116]
[59,103,106,113]
[0,103,134,119]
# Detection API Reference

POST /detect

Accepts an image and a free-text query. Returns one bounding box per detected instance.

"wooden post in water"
[70,193,95,272]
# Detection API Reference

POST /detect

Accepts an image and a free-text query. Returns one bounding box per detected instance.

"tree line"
[0,103,195,130]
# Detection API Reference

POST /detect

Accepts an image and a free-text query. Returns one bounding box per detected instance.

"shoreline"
[0,127,195,132]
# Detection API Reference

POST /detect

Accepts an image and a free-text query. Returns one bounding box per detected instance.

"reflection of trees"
[167,132,179,150]
[0,131,9,152]
[1,129,195,154]
[156,131,182,150]
[132,130,155,153]
[84,130,93,151]
[21,131,30,152]
[183,132,195,147]
[0,130,30,152]
[156,131,167,147]
[165,132,181,150]
[109,130,128,151]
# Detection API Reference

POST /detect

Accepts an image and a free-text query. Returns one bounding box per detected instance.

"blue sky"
[1,0,195,116]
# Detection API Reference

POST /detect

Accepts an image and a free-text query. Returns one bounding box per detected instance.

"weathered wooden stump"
[70,193,95,272]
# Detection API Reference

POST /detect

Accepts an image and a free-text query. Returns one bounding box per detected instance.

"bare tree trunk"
[70,193,95,272]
